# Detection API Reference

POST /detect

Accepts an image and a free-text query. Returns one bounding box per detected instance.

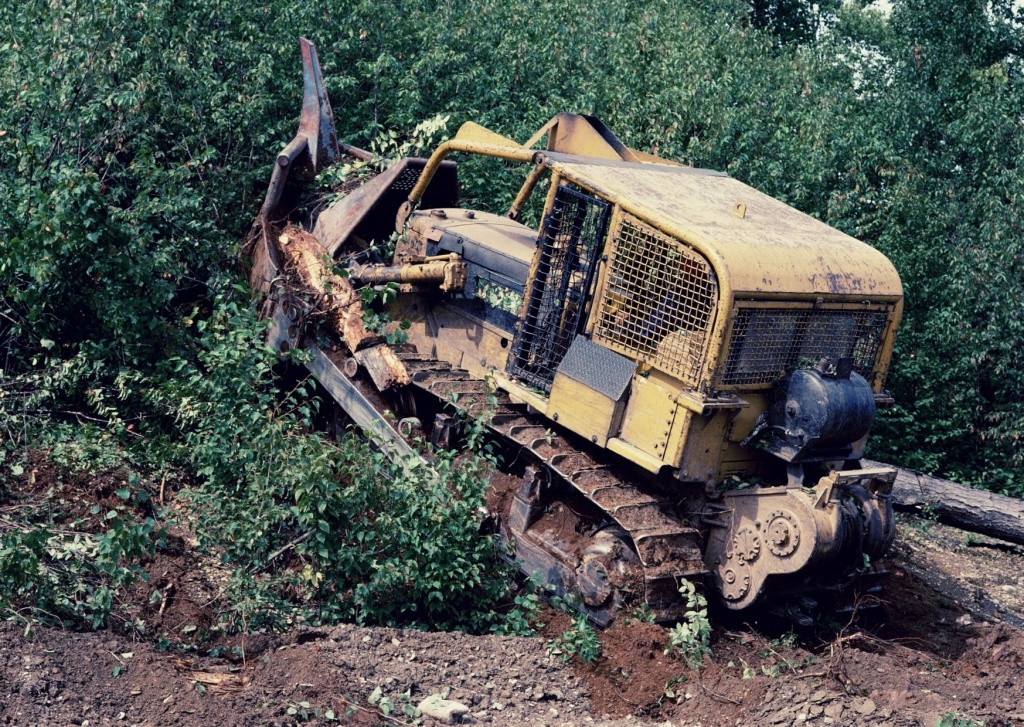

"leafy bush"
[491,587,544,637]
[134,291,511,631]
[0,430,165,630]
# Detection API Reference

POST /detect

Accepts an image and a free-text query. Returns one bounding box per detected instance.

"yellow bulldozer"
[250,39,903,625]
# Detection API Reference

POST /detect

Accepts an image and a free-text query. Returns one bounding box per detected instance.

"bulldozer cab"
[382,114,901,484]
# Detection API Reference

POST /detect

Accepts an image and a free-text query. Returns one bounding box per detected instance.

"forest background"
[1,0,1023,632]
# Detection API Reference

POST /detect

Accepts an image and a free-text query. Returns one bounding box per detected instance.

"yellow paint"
[548,372,625,448]
[392,113,903,487]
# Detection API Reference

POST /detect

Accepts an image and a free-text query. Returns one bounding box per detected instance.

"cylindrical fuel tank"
[770,364,876,452]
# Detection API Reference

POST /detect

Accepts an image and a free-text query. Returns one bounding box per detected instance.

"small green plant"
[662,675,688,703]
[937,713,984,727]
[664,579,711,669]
[547,615,601,663]
[286,702,309,721]
[491,589,544,636]
[368,687,393,717]
[756,631,812,676]
[359,282,411,345]
[740,658,757,679]
[368,686,420,720]
[625,602,656,624]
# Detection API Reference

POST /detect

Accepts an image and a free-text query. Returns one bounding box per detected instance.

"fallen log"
[273,225,410,391]
[865,459,1024,546]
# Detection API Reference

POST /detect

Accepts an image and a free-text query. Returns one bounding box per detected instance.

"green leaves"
[665,579,711,669]
[2,0,1022,645]
[0,441,162,630]
[133,291,510,632]
[547,615,602,663]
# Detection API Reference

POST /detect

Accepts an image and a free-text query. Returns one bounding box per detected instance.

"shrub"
[135,291,512,631]
[0,429,165,631]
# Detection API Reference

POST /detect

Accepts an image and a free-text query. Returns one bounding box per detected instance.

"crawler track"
[394,349,706,620]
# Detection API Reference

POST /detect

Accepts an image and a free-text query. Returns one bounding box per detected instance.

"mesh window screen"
[592,216,717,387]
[507,186,610,392]
[720,307,890,387]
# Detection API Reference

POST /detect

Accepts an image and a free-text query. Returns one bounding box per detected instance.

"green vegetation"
[665,579,712,669]
[491,586,545,636]
[937,713,985,727]
[2,0,1024,631]
[0,433,164,630]
[547,615,603,663]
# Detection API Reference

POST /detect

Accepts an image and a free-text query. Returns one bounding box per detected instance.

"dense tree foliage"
[2,0,1023,628]
[2,0,1024,483]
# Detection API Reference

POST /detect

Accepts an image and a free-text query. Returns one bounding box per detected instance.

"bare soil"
[3,457,1024,726]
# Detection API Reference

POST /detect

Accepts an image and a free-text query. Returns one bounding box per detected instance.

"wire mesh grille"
[389,166,422,192]
[507,186,610,392]
[592,216,717,387]
[720,307,890,387]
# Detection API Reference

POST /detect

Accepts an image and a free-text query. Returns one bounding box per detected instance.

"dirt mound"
[0,623,592,726]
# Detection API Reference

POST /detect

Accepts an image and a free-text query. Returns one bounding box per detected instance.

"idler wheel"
[577,528,640,608]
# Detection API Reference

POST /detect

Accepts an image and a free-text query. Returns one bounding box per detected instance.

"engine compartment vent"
[720,305,890,389]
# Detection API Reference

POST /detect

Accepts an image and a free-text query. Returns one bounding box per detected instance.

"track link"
[397,350,706,616]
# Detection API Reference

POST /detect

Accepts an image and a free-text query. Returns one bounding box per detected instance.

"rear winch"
[704,467,896,610]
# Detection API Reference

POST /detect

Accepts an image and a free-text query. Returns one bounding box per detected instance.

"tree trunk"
[865,459,1024,546]
[276,225,410,391]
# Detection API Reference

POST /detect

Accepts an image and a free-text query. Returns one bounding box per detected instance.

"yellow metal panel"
[392,299,514,380]
[675,410,732,485]
[618,375,678,462]
[454,121,522,148]
[605,437,667,474]
[547,373,624,447]
[545,113,629,160]
[491,371,550,414]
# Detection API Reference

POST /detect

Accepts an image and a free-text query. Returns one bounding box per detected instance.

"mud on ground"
[2,459,1024,726]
